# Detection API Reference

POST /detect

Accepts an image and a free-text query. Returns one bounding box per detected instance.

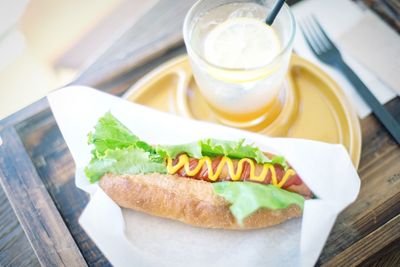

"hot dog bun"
[99,173,302,229]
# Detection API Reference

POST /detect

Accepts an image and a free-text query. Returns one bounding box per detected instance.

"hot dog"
[85,112,312,229]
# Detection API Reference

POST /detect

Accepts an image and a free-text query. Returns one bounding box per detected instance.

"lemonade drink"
[183,1,296,125]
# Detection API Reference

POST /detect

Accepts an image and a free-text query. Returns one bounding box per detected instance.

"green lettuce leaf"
[200,138,271,163]
[156,142,202,159]
[88,112,154,157]
[269,156,288,170]
[212,182,305,224]
[85,147,167,183]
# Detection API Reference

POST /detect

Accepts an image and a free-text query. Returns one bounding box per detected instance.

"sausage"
[174,155,313,198]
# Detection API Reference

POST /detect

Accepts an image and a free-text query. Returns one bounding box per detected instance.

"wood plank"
[72,0,197,86]
[16,109,111,266]
[361,0,400,31]
[0,186,40,267]
[0,127,87,267]
[362,241,400,267]
[55,0,157,69]
[84,45,187,95]
[323,215,400,266]
[0,97,48,131]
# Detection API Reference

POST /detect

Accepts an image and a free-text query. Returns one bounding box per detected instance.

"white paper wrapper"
[48,86,360,267]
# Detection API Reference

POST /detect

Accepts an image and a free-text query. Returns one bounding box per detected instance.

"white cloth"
[292,0,397,118]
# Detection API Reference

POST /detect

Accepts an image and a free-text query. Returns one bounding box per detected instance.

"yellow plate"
[124,54,362,168]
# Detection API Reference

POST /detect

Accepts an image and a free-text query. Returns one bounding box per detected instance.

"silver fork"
[299,15,400,144]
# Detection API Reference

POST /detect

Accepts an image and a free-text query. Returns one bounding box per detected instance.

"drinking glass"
[183,0,296,126]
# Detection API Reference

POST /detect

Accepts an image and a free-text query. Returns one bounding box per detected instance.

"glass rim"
[183,0,296,72]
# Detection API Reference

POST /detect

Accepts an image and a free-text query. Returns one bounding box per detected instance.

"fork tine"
[307,18,329,53]
[299,19,321,55]
[310,15,336,49]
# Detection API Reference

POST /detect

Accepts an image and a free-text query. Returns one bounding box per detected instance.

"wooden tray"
[0,0,399,266]
[124,55,362,167]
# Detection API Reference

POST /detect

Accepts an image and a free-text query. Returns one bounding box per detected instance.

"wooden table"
[1,0,399,266]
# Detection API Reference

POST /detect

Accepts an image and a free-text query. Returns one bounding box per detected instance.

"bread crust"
[99,173,302,229]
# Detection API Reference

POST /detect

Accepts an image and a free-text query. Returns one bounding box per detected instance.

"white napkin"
[48,86,360,267]
[292,0,397,118]
[339,11,400,95]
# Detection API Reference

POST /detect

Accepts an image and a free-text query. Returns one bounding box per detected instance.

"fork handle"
[338,62,400,144]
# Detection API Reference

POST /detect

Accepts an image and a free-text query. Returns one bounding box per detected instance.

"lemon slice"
[203,17,281,83]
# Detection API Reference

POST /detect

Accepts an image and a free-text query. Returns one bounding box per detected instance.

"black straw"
[265,0,286,25]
